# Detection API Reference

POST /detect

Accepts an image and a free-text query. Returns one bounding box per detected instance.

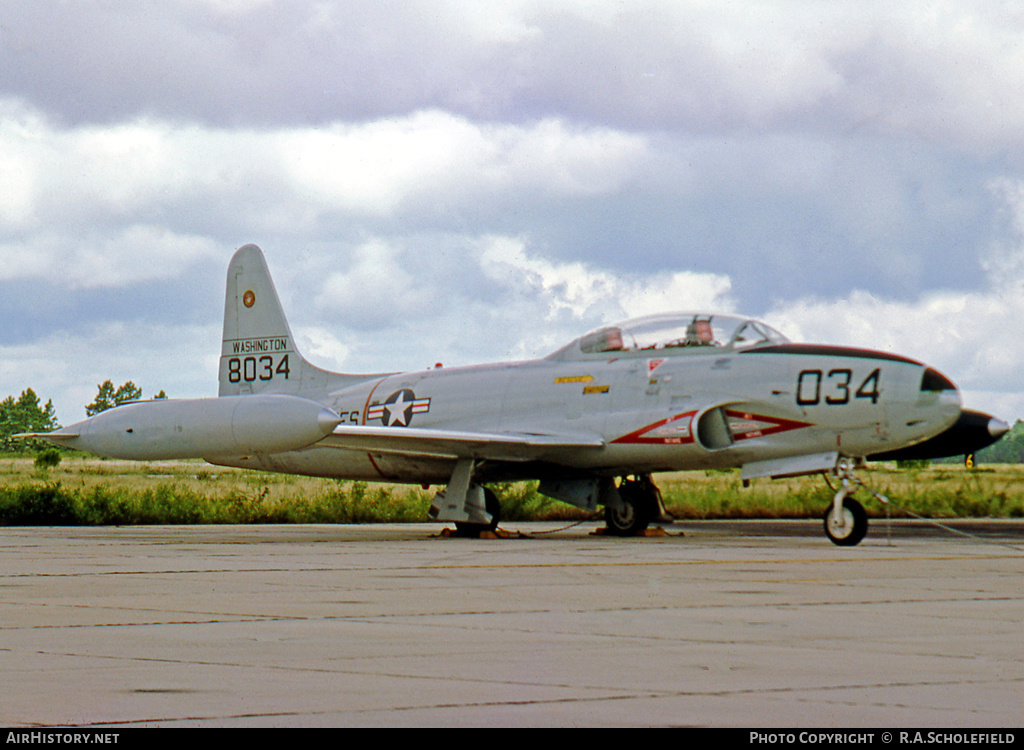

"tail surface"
[219,244,330,396]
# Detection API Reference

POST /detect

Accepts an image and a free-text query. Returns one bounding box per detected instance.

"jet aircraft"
[24,244,1009,545]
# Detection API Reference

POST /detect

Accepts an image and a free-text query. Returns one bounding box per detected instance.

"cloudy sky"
[2,0,1022,425]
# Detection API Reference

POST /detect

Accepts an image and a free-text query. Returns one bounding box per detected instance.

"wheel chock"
[481,528,513,539]
[439,527,514,539]
[592,526,670,537]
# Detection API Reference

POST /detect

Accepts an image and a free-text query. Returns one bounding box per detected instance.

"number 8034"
[226,355,291,383]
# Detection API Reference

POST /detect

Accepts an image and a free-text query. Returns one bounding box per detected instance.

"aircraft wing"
[12,429,80,442]
[321,425,605,462]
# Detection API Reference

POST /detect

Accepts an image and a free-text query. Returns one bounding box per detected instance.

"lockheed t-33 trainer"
[25,244,1009,545]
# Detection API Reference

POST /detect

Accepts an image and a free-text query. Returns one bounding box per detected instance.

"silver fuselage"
[212,342,959,484]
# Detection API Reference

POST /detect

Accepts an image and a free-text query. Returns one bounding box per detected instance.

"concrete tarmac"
[2,519,1023,727]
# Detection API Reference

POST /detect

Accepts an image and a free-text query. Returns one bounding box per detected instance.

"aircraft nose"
[868,408,1009,462]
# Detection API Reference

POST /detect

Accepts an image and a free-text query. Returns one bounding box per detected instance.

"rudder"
[219,244,311,396]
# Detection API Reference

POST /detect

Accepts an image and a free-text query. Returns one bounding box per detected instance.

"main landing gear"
[454,487,501,537]
[603,475,673,536]
[823,458,887,547]
[428,459,502,537]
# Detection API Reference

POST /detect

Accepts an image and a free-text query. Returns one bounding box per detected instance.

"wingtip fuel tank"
[45,394,342,461]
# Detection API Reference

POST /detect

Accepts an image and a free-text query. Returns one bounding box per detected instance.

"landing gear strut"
[429,459,502,537]
[604,475,671,536]
[454,487,501,536]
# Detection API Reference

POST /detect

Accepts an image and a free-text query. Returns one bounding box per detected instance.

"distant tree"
[86,380,143,416]
[115,381,142,404]
[154,390,168,399]
[85,381,116,416]
[0,388,60,451]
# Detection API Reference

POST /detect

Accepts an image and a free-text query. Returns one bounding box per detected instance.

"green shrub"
[34,449,62,470]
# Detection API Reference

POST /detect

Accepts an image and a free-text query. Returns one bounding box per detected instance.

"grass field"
[1,454,1022,525]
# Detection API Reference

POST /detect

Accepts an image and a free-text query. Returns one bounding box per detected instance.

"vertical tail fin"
[219,244,320,396]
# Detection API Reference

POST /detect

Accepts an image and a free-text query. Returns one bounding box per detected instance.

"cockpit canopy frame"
[547,313,790,361]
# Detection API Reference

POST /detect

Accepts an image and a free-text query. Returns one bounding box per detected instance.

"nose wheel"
[823,459,886,546]
[824,496,868,546]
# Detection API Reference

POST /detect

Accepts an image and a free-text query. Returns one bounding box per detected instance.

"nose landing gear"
[824,458,888,546]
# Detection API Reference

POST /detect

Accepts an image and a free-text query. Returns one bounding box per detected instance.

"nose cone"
[869,409,1011,462]
[987,417,1011,441]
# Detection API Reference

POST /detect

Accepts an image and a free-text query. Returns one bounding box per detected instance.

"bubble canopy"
[547,313,790,360]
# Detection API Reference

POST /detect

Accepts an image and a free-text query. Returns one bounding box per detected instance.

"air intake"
[696,407,734,450]
[920,368,956,392]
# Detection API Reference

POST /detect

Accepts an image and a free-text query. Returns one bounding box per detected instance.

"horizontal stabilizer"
[324,425,605,462]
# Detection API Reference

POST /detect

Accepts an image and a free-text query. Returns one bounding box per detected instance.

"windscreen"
[579,314,788,354]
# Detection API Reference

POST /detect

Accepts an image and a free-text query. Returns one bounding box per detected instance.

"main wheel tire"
[604,482,652,536]
[823,497,868,547]
[454,487,501,536]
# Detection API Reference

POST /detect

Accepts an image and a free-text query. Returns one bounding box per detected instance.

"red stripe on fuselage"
[724,411,812,441]
[613,410,811,445]
[612,411,698,445]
